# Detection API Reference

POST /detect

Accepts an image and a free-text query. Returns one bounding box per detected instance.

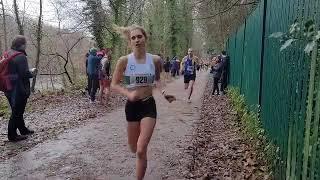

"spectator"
[87,48,101,103]
[4,35,36,142]
[220,50,230,94]
[163,57,171,79]
[85,52,90,93]
[211,56,223,95]
[176,58,180,76]
[170,56,179,77]
[98,51,112,104]
[157,54,164,73]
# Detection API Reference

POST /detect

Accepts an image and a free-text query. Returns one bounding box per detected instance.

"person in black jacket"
[5,35,36,142]
[211,56,223,95]
[220,51,230,94]
[163,57,170,79]
[85,52,90,93]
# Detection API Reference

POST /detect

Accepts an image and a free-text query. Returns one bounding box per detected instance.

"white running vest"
[124,53,155,89]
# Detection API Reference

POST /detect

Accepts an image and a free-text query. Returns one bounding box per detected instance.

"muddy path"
[0,91,127,161]
[0,72,208,179]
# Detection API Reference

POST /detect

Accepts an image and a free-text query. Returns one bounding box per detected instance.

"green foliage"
[81,0,106,49]
[0,96,9,119]
[269,19,320,54]
[81,0,194,59]
[228,87,278,172]
[70,75,88,91]
[143,0,193,58]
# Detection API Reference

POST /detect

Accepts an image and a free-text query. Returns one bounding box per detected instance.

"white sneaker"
[187,99,191,103]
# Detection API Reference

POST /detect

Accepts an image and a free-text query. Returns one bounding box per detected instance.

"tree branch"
[124,0,144,26]
[192,0,256,20]
[67,36,85,55]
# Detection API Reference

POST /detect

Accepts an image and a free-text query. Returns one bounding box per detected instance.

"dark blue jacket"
[87,52,101,76]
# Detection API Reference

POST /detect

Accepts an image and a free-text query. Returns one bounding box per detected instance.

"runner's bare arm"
[153,55,164,90]
[180,57,186,73]
[111,56,130,96]
[153,55,176,102]
[194,56,200,64]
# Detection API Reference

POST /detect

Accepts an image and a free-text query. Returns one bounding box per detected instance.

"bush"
[227,87,278,172]
[0,96,9,119]
[70,75,87,91]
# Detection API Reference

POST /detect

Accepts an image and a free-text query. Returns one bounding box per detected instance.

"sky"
[5,0,65,27]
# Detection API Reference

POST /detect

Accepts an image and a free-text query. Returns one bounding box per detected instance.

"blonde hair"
[113,24,148,42]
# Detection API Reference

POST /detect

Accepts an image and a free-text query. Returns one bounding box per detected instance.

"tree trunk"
[31,0,43,92]
[168,0,177,57]
[0,0,7,50]
[69,56,77,82]
[13,0,24,35]
[57,59,67,88]
[92,0,104,49]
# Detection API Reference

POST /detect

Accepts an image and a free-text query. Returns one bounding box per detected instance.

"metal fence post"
[258,0,268,106]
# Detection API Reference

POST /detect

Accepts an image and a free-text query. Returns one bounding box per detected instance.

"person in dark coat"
[220,50,230,94]
[170,57,179,77]
[85,52,90,93]
[211,56,223,95]
[163,57,171,79]
[87,48,102,103]
[5,35,36,142]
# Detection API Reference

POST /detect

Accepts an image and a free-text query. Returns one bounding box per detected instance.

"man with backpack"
[0,35,36,142]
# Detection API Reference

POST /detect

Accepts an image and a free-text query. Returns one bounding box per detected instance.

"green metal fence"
[226,0,320,179]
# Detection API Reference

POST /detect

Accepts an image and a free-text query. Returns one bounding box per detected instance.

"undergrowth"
[227,87,278,175]
[0,95,9,119]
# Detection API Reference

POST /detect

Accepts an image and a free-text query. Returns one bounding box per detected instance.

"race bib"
[135,76,148,84]
[124,74,155,87]
[186,66,194,74]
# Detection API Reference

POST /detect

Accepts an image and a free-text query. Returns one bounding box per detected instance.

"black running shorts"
[184,74,196,84]
[125,96,157,122]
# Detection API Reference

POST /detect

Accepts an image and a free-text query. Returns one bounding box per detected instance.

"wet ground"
[0,91,126,161]
[0,72,208,179]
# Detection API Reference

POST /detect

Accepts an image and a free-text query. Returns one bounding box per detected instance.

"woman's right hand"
[127,91,139,102]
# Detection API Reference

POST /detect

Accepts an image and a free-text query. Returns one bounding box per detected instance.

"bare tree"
[31,0,43,92]
[40,36,85,85]
[21,0,27,28]
[193,0,255,51]
[0,0,7,50]
[13,0,24,35]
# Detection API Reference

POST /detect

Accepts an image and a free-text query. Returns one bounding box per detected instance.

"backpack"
[0,51,23,92]
[101,57,110,76]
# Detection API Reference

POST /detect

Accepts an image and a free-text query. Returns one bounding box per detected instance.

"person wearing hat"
[4,35,37,142]
[87,48,101,103]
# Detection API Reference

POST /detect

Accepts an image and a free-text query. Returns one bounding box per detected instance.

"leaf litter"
[176,77,271,180]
